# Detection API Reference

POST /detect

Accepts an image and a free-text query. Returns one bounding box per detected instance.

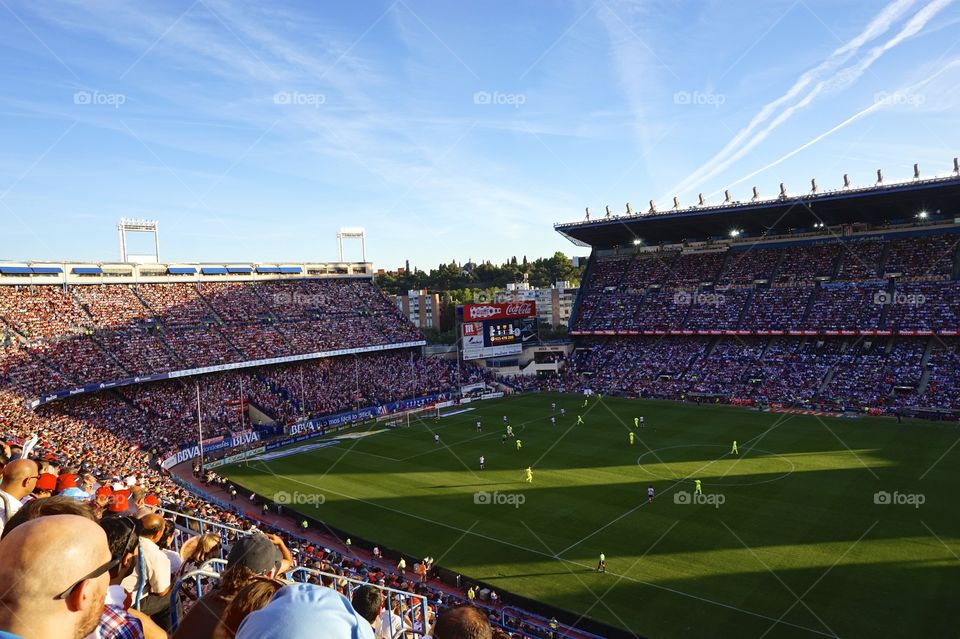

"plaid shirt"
[94,605,144,639]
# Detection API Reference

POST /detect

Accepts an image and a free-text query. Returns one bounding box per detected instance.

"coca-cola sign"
[506,302,534,316]
[463,301,537,322]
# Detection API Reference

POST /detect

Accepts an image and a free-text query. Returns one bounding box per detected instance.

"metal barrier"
[288,567,430,638]
[169,558,228,631]
[161,485,605,639]
[158,505,251,561]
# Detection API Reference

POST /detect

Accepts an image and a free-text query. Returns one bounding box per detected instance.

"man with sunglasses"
[0,514,113,639]
[0,459,38,537]
[94,517,167,639]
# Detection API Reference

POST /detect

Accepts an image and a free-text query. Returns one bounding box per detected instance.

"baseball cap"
[236,583,374,639]
[35,473,57,492]
[108,492,130,513]
[227,534,282,574]
[57,474,78,491]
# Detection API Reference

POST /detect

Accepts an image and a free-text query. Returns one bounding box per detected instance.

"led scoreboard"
[460,302,539,360]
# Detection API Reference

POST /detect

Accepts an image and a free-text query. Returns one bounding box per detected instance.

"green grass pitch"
[220,392,958,638]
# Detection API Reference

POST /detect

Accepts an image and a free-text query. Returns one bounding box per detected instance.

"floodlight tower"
[117,218,160,263]
[337,227,366,262]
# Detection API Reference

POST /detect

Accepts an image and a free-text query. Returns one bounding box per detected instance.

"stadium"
[1,169,959,638]
[1,3,959,639]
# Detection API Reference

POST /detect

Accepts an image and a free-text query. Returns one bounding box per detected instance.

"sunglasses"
[55,517,141,600]
[54,557,119,600]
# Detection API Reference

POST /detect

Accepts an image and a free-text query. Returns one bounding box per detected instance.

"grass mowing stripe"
[221,392,958,638]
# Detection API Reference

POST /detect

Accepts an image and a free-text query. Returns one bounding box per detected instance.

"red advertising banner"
[462,322,482,336]
[463,302,537,322]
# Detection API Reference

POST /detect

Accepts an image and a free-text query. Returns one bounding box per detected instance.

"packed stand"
[0,277,423,399]
[575,232,960,335]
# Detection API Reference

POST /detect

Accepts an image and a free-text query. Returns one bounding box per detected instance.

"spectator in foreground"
[214,577,284,639]
[97,516,168,639]
[0,514,113,639]
[173,533,292,639]
[235,583,374,639]
[432,605,493,639]
[350,584,383,628]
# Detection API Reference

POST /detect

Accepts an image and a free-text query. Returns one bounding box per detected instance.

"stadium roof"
[555,175,960,249]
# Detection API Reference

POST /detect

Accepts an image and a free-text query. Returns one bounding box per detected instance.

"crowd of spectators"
[740,285,813,331]
[834,239,886,281]
[0,278,423,399]
[718,247,781,285]
[550,335,947,415]
[574,233,960,335]
[802,282,886,331]
[883,234,958,278]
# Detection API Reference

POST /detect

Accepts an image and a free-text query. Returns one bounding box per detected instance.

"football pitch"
[221,393,959,638]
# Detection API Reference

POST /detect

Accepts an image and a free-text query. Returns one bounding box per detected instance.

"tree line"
[376,252,585,343]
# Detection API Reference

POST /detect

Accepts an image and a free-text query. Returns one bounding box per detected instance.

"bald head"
[1,459,38,500]
[0,515,111,639]
[139,513,166,539]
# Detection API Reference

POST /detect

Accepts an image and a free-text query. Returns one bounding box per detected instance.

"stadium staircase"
[815,346,839,398]
[799,286,820,326]
[249,286,299,352]
[878,280,895,329]
[567,253,597,330]
[916,339,937,395]
[877,242,892,276]
[735,287,756,328]
[129,287,191,367]
[766,248,788,283]
[701,337,721,360]
[756,336,773,360]
[828,250,844,280]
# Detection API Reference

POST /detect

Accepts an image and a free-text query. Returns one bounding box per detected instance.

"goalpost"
[376,404,437,428]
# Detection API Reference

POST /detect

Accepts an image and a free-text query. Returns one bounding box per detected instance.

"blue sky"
[1,0,959,270]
